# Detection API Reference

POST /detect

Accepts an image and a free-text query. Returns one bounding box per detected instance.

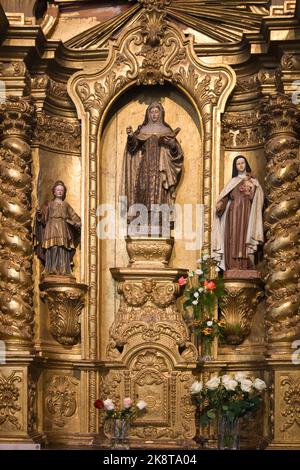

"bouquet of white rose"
[191,372,267,426]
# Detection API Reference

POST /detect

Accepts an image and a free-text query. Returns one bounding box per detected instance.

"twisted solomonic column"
[0,96,36,349]
[261,94,300,355]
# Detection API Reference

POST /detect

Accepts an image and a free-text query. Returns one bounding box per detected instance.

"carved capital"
[260,93,300,138]
[219,280,264,345]
[0,96,35,141]
[40,282,88,346]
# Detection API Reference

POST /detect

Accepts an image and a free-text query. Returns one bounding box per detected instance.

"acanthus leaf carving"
[0,371,22,429]
[45,375,78,428]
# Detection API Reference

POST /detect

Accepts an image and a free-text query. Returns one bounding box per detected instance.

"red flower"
[178,276,187,286]
[94,399,104,409]
[207,281,216,290]
[204,280,209,287]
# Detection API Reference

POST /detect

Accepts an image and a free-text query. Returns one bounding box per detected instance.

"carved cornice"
[222,111,264,149]
[33,112,81,154]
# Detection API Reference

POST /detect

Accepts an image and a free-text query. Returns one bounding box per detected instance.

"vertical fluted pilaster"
[0,96,36,349]
[261,94,300,355]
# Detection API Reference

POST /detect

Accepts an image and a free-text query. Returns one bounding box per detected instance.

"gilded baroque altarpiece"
[0,0,299,449]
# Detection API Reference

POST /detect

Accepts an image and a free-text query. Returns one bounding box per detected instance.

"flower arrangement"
[178,255,226,356]
[94,397,147,422]
[191,372,267,449]
[94,397,147,447]
[191,372,267,425]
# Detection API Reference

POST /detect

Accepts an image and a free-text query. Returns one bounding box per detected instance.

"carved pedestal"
[0,361,44,445]
[219,278,264,346]
[100,237,197,448]
[40,279,88,346]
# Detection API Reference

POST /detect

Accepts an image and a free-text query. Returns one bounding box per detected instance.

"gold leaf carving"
[0,371,21,429]
[261,94,300,345]
[280,376,300,432]
[0,97,35,343]
[46,376,78,428]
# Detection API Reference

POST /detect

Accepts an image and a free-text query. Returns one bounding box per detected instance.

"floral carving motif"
[280,376,300,431]
[0,371,21,429]
[46,376,78,428]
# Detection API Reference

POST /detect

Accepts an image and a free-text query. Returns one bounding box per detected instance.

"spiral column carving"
[261,94,300,354]
[0,96,35,348]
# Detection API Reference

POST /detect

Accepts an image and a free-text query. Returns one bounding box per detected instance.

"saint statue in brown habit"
[212,156,264,273]
[121,102,183,225]
[34,181,81,277]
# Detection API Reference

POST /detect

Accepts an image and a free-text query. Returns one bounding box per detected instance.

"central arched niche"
[98,83,202,358]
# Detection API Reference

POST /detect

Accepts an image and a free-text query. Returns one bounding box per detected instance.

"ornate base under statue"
[219,278,264,346]
[40,278,88,346]
[95,236,198,448]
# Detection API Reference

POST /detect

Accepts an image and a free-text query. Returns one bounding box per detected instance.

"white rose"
[136,400,147,410]
[194,292,199,298]
[198,288,204,293]
[221,374,233,384]
[206,320,213,327]
[196,269,203,275]
[234,372,248,382]
[191,381,203,394]
[240,379,253,393]
[203,254,209,261]
[192,300,198,305]
[188,271,194,277]
[206,376,220,390]
[215,266,220,272]
[253,378,267,392]
[223,379,238,391]
[103,398,115,411]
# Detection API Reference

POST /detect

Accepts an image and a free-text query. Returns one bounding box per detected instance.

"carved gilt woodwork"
[0,96,35,348]
[261,94,300,354]
[40,282,87,346]
[220,280,264,345]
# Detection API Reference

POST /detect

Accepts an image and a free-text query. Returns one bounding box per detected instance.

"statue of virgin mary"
[121,101,183,224]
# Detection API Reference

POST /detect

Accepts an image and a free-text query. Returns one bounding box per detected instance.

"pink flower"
[123,397,132,409]
[178,276,187,286]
